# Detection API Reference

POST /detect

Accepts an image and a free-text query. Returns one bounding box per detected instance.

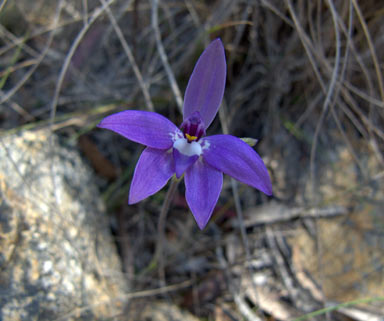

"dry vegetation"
[0,0,383,320]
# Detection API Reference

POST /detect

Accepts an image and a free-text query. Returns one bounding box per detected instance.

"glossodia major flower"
[98,39,272,229]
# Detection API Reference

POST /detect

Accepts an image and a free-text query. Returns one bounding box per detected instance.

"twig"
[81,0,89,25]
[0,23,40,58]
[0,0,7,13]
[218,101,252,264]
[330,1,367,173]
[151,0,183,113]
[154,176,180,287]
[351,0,384,102]
[234,294,263,321]
[243,203,348,227]
[53,279,193,321]
[308,0,342,200]
[219,100,264,318]
[100,0,154,112]
[50,0,114,127]
[48,0,114,230]
[0,7,59,105]
[293,297,384,321]
[285,0,327,93]
[310,4,343,314]
[216,241,263,321]
[265,227,310,311]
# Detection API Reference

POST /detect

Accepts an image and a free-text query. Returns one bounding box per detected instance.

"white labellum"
[173,138,202,156]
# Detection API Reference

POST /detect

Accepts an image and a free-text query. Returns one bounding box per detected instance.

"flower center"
[180,111,205,143]
[173,138,202,156]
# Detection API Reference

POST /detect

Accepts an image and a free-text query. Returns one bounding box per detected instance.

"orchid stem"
[155,175,180,287]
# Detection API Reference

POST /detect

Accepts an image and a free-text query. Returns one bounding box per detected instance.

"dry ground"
[0,0,383,320]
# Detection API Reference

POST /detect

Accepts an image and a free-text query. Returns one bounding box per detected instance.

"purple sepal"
[129,147,175,204]
[185,160,223,230]
[183,39,226,129]
[173,148,199,178]
[202,135,272,195]
[98,110,180,149]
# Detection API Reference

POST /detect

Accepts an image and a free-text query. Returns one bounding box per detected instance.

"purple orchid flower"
[98,39,272,229]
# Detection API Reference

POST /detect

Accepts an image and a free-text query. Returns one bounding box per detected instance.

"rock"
[128,301,200,321]
[0,130,126,320]
[289,144,384,315]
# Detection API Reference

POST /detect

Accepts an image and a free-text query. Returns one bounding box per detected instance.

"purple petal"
[183,39,226,129]
[98,110,180,149]
[173,148,198,178]
[185,160,223,230]
[202,135,272,195]
[129,147,175,204]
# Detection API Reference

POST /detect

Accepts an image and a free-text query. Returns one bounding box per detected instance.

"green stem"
[293,296,384,321]
[154,176,180,286]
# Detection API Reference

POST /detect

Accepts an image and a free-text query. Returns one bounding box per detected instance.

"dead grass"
[0,0,383,320]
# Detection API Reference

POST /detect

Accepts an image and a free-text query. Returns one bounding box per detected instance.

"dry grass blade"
[99,0,154,112]
[351,0,384,102]
[0,0,7,13]
[49,0,115,126]
[152,0,183,113]
[1,0,383,320]
[0,5,60,105]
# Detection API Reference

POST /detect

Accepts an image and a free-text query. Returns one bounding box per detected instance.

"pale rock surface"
[0,130,126,320]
